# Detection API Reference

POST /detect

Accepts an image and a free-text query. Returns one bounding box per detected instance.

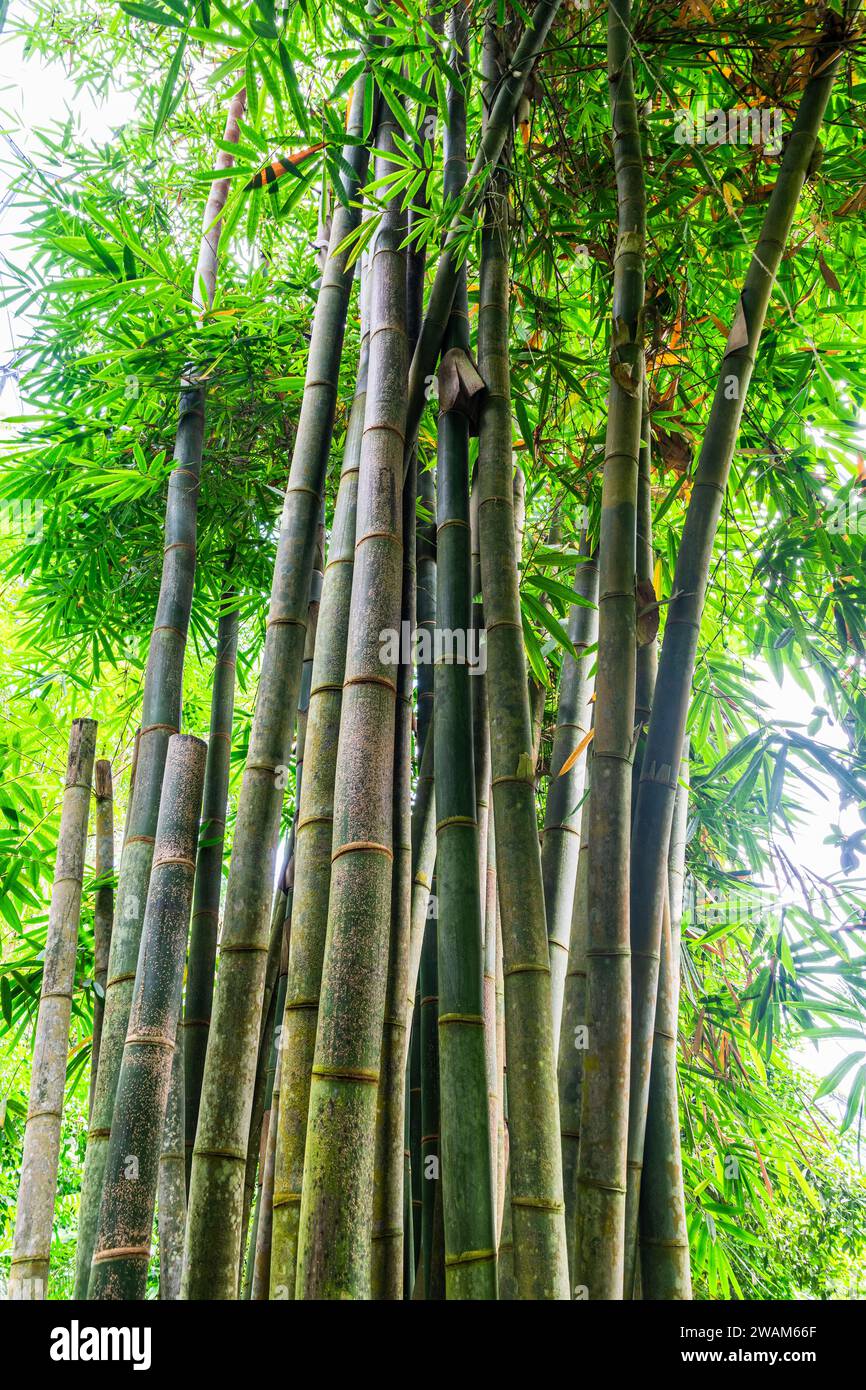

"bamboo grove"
[2,0,866,1302]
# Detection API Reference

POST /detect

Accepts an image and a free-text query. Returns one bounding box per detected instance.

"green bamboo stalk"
[9,718,97,1300]
[158,1024,186,1300]
[432,1,496,1301]
[372,445,416,1298]
[89,735,206,1301]
[251,960,288,1300]
[183,71,375,1300]
[483,793,498,1226]
[475,17,568,1301]
[541,549,598,1045]
[240,977,278,1297]
[182,589,238,1188]
[404,0,565,466]
[557,757,591,1286]
[88,759,114,1123]
[74,89,246,1298]
[296,110,408,1301]
[419,898,441,1298]
[268,272,369,1301]
[574,0,646,1301]
[241,519,323,1294]
[626,11,855,1300]
[408,995,423,1279]
[120,729,140,852]
[639,759,691,1299]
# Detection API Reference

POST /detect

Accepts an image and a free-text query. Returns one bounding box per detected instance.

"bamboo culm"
[433,1,497,1300]
[624,12,853,1298]
[476,18,569,1300]
[574,0,646,1300]
[89,760,114,1122]
[182,70,374,1300]
[158,1024,186,1299]
[295,112,408,1301]
[541,549,598,1046]
[9,718,97,1299]
[88,735,206,1300]
[183,591,239,1186]
[74,88,246,1298]
[268,271,369,1300]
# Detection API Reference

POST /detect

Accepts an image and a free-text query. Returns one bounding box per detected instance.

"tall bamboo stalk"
[88,759,114,1122]
[638,761,691,1299]
[9,718,97,1299]
[74,89,246,1297]
[557,757,591,1285]
[372,443,416,1298]
[432,1,497,1301]
[574,0,646,1300]
[541,549,598,1045]
[89,735,206,1300]
[183,589,238,1186]
[625,11,855,1297]
[158,1024,186,1299]
[475,17,568,1301]
[268,271,370,1301]
[295,111,408,1301]
[183,71,375,1300]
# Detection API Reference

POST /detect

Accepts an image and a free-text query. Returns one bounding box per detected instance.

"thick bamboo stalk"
[183,72,374,1300]
[476,22,568,1300]
[625,12,854,1298]
[296,111,408,1301]
[88,759,114,1122]
[183,591,238,1187]
[432,0,496,1301]
[372,445,416,1298]
[574,0,646,1301]
[268,276,369,1301]
[541,550,598,1045]
[74,89,246,1298]
[158,1025,186,1300]
[404,0,565,466]
[9,718,97,1299]
[89,735,206,1300]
